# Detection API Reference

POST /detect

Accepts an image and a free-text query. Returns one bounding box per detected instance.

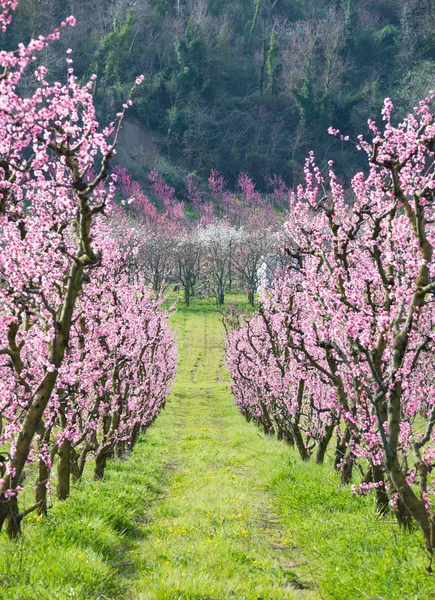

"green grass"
[271,459,434,599]
[0,295,433,599]
[0,423,173,599]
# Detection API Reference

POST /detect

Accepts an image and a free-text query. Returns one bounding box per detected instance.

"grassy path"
[128,304,317,599]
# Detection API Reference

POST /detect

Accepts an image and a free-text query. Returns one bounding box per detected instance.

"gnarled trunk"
[292,425,310,461]
[0,257,86,534]
[0,370,59,533]
[94,446,112,480]
[129,422,141,450]
[6,496,21,538]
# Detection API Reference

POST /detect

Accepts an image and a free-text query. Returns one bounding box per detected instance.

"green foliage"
[249,0,262,42]
[175,21,210,98]
[293,75,317,130]
[94,10,134,82]
[258,38,267,96]
[341,0,358,41]
[373,24,398,45]
[266,33,283,97]
[393,60,435,119]
[166,105,189,145]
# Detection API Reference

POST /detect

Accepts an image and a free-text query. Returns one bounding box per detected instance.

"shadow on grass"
[0,435,172,600]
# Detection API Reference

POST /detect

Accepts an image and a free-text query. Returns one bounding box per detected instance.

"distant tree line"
[113,165,286,306]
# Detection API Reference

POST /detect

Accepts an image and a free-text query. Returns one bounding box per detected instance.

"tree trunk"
[94,447,112,480]
[57,439,72,501]
[35,458,50,516]
[290,380,309,460]
[6,496,21,538]
[292,426,310,461]
[115,441,126,459]
[77,443,92,480]
[277,427,294,447]
[315,423,334,465]
[388,456,432,549]
[393,492,413,531]
[373,465,390,516]
[129,422,141,450]
[70,448,81,483]
[261,419,275,436]
[384,335,435,555]
[0,370,58,533]
[340,451,354,485]
[0,256,86,534]
[334,425,351,470]
[34,423,52,515]
[259,399,274,435]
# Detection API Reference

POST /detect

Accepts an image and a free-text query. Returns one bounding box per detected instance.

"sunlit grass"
[0,431,171,599]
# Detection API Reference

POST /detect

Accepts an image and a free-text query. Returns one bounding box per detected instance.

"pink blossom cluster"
[0,0,18,31]
[226,276,337,464]
[109,163,284,305]
[45,219,176,483]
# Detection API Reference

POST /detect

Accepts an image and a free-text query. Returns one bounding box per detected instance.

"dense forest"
[3,0,435,190]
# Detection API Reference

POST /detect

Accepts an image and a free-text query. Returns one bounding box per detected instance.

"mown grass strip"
[129,303,316,599]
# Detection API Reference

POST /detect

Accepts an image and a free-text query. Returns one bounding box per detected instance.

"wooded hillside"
[4,0,434,187]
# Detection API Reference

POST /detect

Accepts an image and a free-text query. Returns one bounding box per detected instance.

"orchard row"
[0,0,289,538]
[0,1,176,537]
[226,96,435,562]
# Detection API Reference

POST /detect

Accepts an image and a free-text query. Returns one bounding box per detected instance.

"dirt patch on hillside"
[116,116,164,175]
